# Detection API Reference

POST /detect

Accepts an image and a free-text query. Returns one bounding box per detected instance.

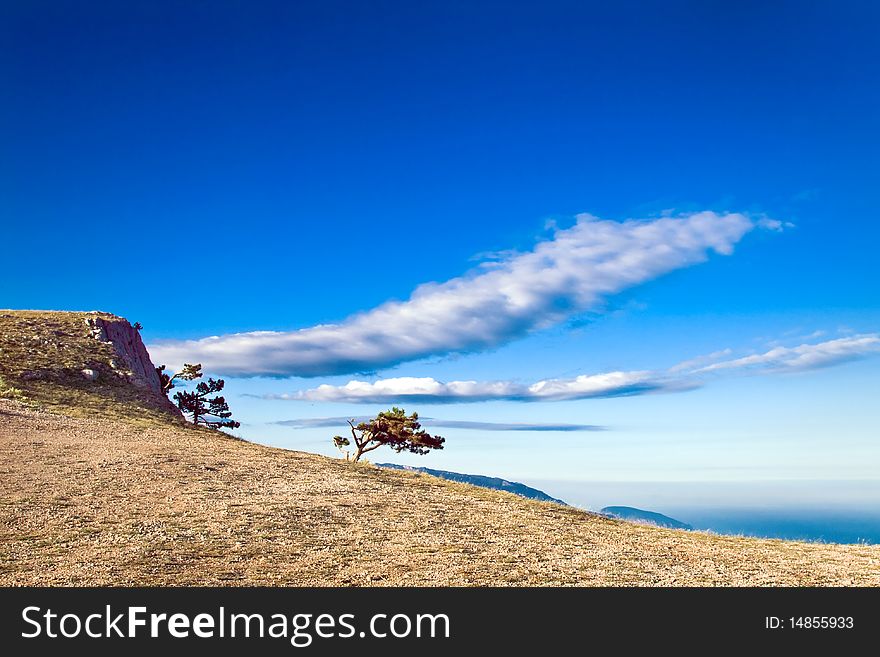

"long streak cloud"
[272,417,605,431]
[274,334,880,404]
[149,211,760,376]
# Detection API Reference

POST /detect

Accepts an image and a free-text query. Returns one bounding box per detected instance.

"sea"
[526,479,880,545]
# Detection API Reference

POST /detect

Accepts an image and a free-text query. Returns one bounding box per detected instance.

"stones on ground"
[84,316,108,342]
[81,369,98,381]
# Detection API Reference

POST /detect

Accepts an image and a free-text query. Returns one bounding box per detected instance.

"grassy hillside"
[1,310,878,586]
[0,310,181,427]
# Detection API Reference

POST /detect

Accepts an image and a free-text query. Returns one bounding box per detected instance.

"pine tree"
[333,407,444,462]
[156,363,202,396]
[174,377,240,430]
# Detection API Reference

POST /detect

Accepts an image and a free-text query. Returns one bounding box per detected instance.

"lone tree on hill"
[156,363,202,396]
[174,378,240,430]
[156,363,239,430]
[333,407,444,462]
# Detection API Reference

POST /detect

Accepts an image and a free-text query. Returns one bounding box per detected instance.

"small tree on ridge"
[156,363,202,396]
[333,407,444,462]
[174,377,240,430]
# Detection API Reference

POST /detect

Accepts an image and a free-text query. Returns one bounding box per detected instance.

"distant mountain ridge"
[377,463,568,505]
[601,506,692,530]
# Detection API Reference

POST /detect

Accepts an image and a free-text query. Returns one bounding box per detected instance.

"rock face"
[84,315,164,394]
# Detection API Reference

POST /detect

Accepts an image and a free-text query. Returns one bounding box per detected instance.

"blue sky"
[3,2,879,511]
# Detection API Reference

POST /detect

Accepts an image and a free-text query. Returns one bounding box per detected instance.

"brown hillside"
[1,310,879,586]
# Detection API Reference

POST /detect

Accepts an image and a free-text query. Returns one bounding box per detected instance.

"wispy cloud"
[275,333,880,404]
[272,417,605,431]
[756,217,796,232]
[691,334,880,374]
[271,372,687,404]
[272,417,374,428]
[421,420,605,432]
[667,348,733,373]
[149,211,763,377]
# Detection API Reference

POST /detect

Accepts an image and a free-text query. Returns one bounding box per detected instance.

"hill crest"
[0,310,181,424]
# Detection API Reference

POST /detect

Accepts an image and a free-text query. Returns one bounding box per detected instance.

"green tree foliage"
[156,363,239,430]
[333,407,444,462]
[156,363,202,397]
[173,377,240,430]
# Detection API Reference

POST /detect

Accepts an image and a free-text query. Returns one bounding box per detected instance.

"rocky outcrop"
[84,314,164,393]
[0,310,183,422]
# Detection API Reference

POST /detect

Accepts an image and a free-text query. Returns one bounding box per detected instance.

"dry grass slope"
[1,310,879,586]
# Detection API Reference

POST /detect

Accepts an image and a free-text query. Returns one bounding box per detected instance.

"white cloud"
[272,371,684,404]
[149,211,762,376]
[273,417,605,431]
[692,334,880,374]
[667,348,733,372]
[277,333,880,404]
[756,217,796,232]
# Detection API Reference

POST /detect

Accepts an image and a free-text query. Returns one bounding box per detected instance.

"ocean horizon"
[527,479,880,545]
